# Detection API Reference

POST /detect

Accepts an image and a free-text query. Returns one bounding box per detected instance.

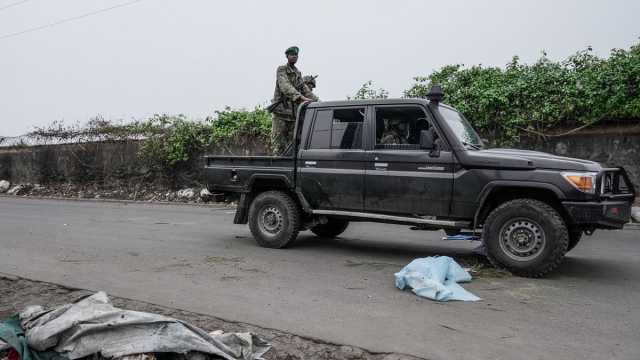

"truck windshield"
[439,107,483,149]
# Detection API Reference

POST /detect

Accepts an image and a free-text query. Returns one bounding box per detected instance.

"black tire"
[248,191,301,248]
[311,218,349,238]
[567,228,583,252]
[483,199,568,278]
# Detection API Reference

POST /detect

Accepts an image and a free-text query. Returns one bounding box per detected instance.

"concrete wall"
[0,141,147,186]
[0,137,269,188]
[517,126,640,191]
[0,128,638,190]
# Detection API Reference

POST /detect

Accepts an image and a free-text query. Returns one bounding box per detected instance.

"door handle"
[374,162,388,169]
[305,161,317,167]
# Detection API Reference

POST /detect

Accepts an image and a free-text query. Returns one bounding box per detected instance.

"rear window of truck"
[308,108,364,150]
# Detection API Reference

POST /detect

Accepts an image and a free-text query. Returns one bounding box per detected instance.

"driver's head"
[285,46,299,65]
[389,118,407,133]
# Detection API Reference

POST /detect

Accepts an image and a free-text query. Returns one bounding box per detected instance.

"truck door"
[364,104,454,216]
[298,107,368,211]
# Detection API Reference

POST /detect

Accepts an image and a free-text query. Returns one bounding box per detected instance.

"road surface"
[0,197,638,359]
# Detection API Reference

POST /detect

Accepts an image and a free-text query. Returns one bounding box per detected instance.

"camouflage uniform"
[380,119,408,145]
[380,129,408,145]
[270,64,315,154]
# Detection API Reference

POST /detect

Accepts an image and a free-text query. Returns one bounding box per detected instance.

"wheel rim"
[258,205,283,235]
[498,218,546,261]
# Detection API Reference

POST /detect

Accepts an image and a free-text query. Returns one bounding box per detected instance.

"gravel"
[0,183,230,205]
[0,180,9,193]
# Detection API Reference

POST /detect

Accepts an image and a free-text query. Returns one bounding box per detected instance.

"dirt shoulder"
[0,274,421,360]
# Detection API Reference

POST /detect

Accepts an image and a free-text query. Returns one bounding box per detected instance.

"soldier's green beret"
[285,46,299,55]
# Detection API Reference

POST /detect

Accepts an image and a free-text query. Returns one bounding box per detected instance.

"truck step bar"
[311,210,471,229]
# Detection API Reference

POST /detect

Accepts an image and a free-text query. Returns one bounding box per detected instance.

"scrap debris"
[0,292,270,360]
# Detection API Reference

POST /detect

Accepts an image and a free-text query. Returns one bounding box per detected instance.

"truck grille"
[600,168,634,197]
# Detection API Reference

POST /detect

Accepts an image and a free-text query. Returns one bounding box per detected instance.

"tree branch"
[516,120,599,139]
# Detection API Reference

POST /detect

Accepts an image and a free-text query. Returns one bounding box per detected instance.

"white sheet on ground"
[394,256,481,301]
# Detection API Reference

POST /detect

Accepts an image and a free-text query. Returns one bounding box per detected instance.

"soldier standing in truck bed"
[268,46,317,155]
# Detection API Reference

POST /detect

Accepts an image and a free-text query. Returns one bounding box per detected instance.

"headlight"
[561,172,598,194]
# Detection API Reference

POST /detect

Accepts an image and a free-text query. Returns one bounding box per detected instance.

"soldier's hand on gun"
[300,96,313,102]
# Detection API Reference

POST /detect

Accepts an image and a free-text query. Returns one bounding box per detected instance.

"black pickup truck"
[205,88,636,277]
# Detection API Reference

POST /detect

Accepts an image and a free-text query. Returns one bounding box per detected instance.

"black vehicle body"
[205,97,635,276]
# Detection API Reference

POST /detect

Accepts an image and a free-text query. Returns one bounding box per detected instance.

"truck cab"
[205,89,635,277]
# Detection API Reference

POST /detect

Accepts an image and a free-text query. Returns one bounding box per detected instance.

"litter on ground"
[395,256,481,302]
[0,292,270,360]
[441,234,480,241]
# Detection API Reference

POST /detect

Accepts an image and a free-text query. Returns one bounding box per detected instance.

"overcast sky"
[1,0,638,136]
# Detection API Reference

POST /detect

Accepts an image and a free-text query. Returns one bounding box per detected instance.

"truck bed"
[204,155,295,192]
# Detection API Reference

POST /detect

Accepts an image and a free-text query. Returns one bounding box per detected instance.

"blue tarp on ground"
[395,256,481,302]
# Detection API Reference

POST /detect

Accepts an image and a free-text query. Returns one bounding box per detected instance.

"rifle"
[266,100,282,113]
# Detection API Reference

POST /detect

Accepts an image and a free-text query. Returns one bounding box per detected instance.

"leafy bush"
[137,114,206,170]
[29,108,273,174]
[350,80,389,100]
[405,42,640,145]
[138,108,271,171]
[209,107,271,142]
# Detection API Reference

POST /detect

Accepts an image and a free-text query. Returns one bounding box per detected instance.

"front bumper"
[563,200,632,229]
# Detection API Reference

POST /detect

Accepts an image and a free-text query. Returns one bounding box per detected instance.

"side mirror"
[419,129,435,150]
[420,129,441,157]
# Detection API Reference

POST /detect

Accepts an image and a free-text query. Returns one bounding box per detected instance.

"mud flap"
[233,193,250,224]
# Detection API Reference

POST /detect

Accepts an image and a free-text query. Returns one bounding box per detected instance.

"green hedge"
[137,108,271,172]
[404,42,640,145]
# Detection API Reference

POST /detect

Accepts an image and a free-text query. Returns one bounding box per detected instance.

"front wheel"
[248,191,301,248]
[483,199,568,278]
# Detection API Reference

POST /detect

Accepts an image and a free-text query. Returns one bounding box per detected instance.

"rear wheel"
[311,218,349,238]
[483,199,568,278]
[248,191,300,248]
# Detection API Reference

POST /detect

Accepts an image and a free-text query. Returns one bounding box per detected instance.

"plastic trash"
[395,256,481,302]
[442,234,480,241]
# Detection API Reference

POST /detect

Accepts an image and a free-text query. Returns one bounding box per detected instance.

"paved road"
[0,197,639,359]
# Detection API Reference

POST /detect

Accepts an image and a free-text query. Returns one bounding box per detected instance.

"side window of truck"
[309,110,332,149]
[375,106,434,150]
[308,108,364,150]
